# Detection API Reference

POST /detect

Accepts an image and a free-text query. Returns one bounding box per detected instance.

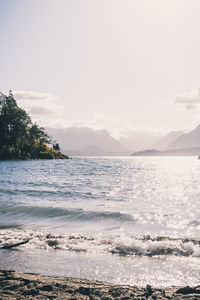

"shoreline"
[1,270,200,299]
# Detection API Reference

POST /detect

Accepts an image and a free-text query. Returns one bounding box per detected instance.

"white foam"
[1,229,200,258]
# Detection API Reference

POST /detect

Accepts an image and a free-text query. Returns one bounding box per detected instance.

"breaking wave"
[1,229,200,257]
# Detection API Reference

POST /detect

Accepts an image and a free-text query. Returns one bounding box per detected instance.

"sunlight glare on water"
[1,157,200,286]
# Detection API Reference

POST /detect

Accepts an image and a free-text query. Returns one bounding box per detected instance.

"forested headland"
[0,91,68,160]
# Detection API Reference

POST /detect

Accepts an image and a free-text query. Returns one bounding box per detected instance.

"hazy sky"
[1,0,200,138]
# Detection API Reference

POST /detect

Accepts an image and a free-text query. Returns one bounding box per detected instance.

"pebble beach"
[1,269,200,299]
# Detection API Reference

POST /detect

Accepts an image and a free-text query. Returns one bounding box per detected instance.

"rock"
[22,288,39,296]
[46,239,59,248]
[146,284,152,291]
[145,284,153,297]
[175,286,196,295]
[39,284,53,291]
[78,286,91,295]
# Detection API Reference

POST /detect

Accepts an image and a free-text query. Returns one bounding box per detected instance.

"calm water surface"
[0,157,200,286]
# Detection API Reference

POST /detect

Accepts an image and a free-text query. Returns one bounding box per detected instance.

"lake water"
[1,157,200,287]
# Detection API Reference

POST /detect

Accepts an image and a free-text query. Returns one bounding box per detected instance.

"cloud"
[14,90,55,101]
[62,114,168,139]
[173,84,200,110]
[13,90,169,139]
[13,90,65,126]
[28,107,52,115]
[13,90,61,115]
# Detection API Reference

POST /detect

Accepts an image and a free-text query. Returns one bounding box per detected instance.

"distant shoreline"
[131,147,200,157]
[1,269,200,299]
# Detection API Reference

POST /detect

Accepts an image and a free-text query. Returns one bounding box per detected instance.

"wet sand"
[1,270,200,299]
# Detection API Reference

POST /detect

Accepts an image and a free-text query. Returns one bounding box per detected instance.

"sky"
[1,0,200,139]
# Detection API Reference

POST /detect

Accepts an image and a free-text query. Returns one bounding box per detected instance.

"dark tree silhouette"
[0,91,68,160]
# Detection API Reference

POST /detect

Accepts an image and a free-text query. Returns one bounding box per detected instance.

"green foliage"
[0,91,68,160]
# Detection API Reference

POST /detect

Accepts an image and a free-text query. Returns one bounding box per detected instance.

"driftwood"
[0,239,30,249]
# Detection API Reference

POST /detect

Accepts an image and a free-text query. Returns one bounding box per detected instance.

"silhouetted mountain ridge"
[131,147,200,156]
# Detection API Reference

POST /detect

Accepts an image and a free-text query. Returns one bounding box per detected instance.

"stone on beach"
[1,270,200,299]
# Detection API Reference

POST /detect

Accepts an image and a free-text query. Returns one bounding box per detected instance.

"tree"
[0,91,68,160]
[53,143,60,152]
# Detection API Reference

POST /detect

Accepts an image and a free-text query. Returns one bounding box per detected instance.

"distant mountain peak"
[46,126,130,156]
[153,131,184,150]
[167,124,200,150]
[191,123,200,132]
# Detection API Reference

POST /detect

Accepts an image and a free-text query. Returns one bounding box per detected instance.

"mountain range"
[46,123,200,156]
[152,131,184,150]
[119,132,162,151]
[46,127,130,156]
[167,125,200,150]
[132,124,200,156]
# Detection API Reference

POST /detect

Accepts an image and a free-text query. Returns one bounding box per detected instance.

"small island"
[0,91,68,160]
